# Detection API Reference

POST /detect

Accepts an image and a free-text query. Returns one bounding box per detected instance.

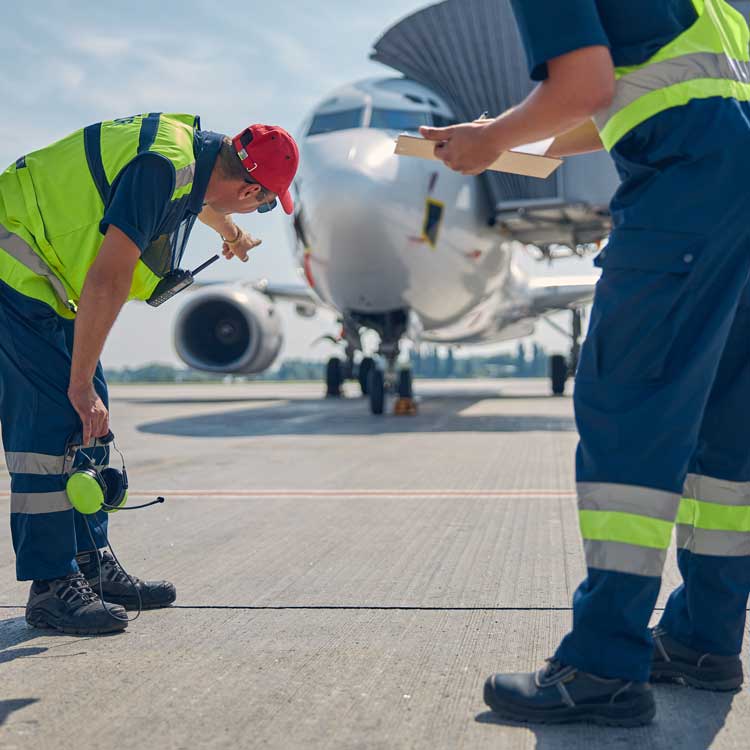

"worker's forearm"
[198,204,238,239]
[69,270,131,388]
[486,81,600,154]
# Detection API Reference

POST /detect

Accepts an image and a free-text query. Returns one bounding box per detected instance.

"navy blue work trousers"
[0,280,109,581]
[556,99,750,681]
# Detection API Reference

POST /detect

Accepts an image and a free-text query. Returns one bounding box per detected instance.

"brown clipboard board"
[394,134,562,179]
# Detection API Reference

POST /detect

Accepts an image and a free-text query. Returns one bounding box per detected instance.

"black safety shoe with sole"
[25,572,128,635]
[650,627,743,691]
[484,660,656,727]
[77,550,176,611]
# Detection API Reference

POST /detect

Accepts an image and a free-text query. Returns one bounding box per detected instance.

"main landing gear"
[325,357,343,398]
[358,357,375,396]
[547,308,584,396]
[325,355,377,399]
[323,310,416,416]
[365,361,416,416]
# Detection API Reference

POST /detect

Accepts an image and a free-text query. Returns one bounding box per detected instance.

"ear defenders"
[65,431,129,515]
[67,458,129,515]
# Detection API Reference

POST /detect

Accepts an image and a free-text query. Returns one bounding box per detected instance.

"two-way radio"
[146,254,220,307]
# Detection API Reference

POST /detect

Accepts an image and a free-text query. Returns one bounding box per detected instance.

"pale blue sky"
[0,0,591,368]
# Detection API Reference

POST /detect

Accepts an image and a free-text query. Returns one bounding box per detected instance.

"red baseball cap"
[232,124,299,215]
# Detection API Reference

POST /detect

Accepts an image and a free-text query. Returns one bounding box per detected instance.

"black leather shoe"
[650,627,743,691]
[77,550,176,611]
[484,660,656,727]
[26,572,128,634]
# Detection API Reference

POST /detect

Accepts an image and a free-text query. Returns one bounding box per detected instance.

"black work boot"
[483,660,656,727]
[26,572,128,635]
[76,550,176,611]
[650,627,743,691]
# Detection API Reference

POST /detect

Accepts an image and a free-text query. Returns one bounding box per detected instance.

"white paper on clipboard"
[512,137,555,156]
[394,134,562,179]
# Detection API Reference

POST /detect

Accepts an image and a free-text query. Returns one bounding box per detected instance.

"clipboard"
[394,134,562,179]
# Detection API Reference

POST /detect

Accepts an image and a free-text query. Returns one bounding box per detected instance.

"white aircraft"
[172,0,620,414]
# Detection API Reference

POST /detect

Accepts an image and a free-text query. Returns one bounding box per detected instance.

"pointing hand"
[222,229,263,263]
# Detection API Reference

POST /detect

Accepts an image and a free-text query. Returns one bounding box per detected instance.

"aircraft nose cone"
[296,129,439,313]
[296,172,415,312]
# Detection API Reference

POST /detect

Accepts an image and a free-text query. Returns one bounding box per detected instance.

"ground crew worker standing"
[422,0,750,726]
[0,114,299,634]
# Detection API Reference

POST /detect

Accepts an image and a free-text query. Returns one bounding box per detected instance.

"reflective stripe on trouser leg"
[661,475,750,655]
[7,450,79,581]
[554,483,680,682]
[577,483,679,576]
[676,474,750,555]
[659,291,750,656]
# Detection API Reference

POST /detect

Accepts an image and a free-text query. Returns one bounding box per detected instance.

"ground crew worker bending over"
[0,115,299,634]
[422,0,750,727]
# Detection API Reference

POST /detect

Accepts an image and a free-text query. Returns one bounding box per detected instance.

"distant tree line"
[410,343,548,379]
[104,343,551,383]
[105,364,221,383]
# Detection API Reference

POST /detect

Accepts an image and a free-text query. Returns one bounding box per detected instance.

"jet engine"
[174,286,283,374]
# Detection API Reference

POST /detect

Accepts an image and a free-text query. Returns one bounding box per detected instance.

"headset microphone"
[105,497,165,511]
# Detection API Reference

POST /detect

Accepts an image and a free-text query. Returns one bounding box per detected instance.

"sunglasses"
[258,198,277,214]
[245,178,277,214]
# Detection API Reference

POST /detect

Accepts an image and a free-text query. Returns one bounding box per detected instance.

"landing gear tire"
[368,369,385,415]
[326,357,343,398]
[397,369,413,398]
[550,354,568,396]
[358,357,375,397]
[395,369,417,416]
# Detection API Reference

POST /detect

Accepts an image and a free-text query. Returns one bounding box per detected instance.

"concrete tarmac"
[0,379,747,749]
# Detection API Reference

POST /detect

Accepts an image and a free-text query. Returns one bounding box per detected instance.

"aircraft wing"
[187,278,321,317]
[527,275,599,315]
[250,279,322,317]
[190,279,318,305]
[250,279,318,305]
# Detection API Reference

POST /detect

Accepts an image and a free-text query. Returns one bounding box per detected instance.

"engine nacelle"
[174,286,283,374]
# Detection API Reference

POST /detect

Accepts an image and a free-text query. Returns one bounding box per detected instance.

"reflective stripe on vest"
[593,0,750,150]
[175,163,196,191]
[0,222,74,310]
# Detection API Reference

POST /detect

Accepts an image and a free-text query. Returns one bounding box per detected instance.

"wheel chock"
[394,397,418,416]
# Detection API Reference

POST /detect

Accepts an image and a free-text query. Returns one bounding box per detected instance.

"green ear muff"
[66,468,107,515]
[65,436,130,515]
[66,465,129,515]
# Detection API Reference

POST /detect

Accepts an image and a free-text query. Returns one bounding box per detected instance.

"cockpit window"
[307,107,365,136]
[432,114,458,128]
[370,109,458,132]
[370,108,431,132]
